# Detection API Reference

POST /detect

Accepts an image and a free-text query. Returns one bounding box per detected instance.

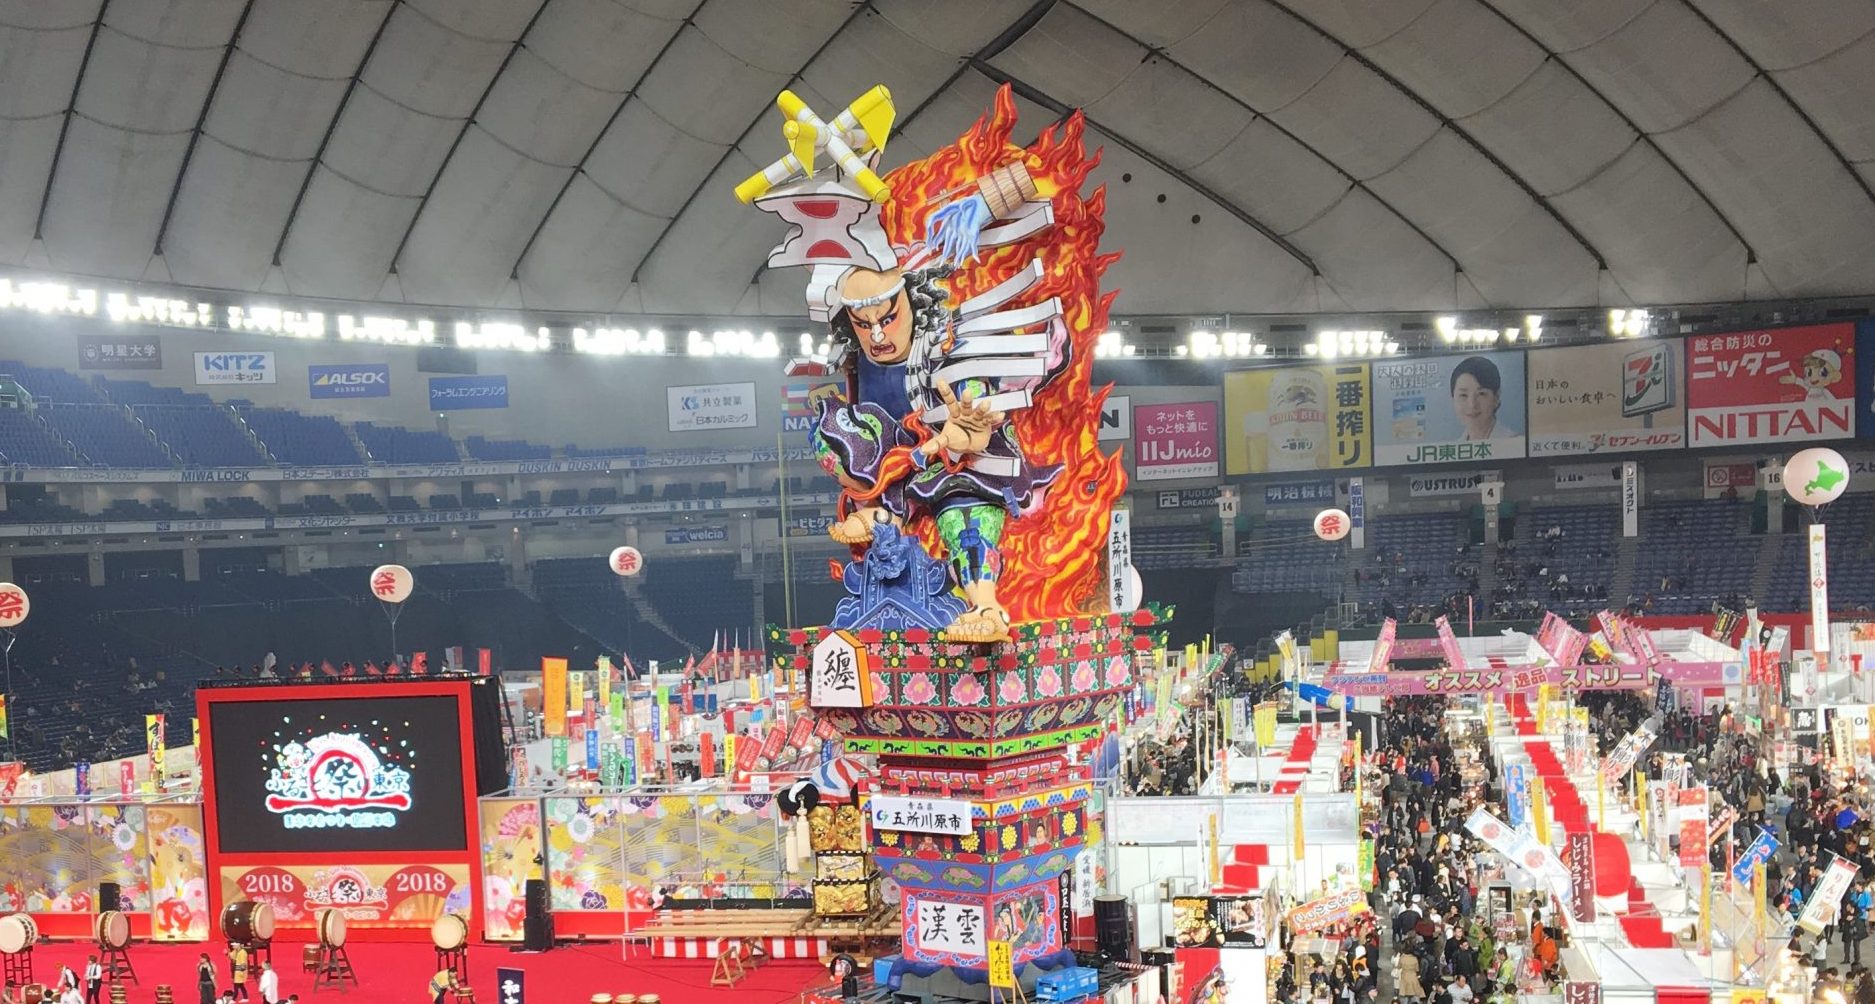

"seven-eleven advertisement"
[1687,323,1855,446]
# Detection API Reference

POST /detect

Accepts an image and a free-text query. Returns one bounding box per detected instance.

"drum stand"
[313,944,357,992]
[103,941,137,984]
[246,939,273,969]
[435,945,468,984]
[1,947,29,987]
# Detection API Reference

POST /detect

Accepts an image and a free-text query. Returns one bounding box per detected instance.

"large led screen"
[208,695,469,855]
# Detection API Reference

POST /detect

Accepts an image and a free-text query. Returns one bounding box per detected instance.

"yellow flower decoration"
[960,832,981,853]
[1001,825,1018,850]
[1062,812,1079,836]
[880,831,900,847]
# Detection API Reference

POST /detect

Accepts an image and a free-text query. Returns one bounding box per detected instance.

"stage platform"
[13,938,828,1003]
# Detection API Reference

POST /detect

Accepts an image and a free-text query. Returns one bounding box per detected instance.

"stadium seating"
[0,410,81,466]
[1630,499,1755,614]
[1231,520,1344,593]
[1353,512,1473,621]
[464,435,551,461]
[1767,494,1875,612]
[239,407,367,465]
[354,421,460,463]
[39,403,173,467]
[129,404,269,466]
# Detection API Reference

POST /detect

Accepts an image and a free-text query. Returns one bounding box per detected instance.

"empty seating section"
[1630,499,1755,614]
[355,421,459,463]
[130,405,268,466]
[1768,494,1875,611]
[1232,520,1343,593]
[1498,505,1618,617]
[0,361,108,403]
[643,556,752,659]
[1132,524,1217,570]
[1355,512,1470,617]
[532,556,647,656]
[464,435,551,461]
[0,410,80,465]
[40,403,172,466]
[240,408,366,465]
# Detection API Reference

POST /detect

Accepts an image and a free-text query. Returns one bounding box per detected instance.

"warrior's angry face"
[840,267,913,364]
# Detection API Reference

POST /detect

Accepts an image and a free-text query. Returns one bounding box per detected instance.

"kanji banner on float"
[1799,856,1859,934]
[1686,323,1854,446]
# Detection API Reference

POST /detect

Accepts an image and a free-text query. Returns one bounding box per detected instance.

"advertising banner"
[1687,323,1854,446]
[1372,352,1525,466]
[1535,612,1589,668]
[1528,341,1684,455]
[1622,461,1639,537]
[1155,486,1221,509]
[1731,829,1779,886]
[1134,402,1219,481]
[1799,855,1859,933]
[1433,615,1467,671]
[1370,617,1398,674]
[1554,463,1624,489]
[78,334,162,370]
[1262,481,1336,506]
[309,363,390,399]
[1099,395,1131,442]
[1284,888,1369,935]
[668,382,757,432]
[541,657,568,737]
[429,375,508,410]
[1677,787,1708,868]
[1811,524,1830,651]
[1408,470,1501,497]
[1320,663,1647,696]
[1223,364,1370,473]
[194,350,276,385]
[664,525,728,544]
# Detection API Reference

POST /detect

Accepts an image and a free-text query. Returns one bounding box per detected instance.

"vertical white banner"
[1810,523,1831,652]
[1621,461,1639,538]
[1108,508,1138,613]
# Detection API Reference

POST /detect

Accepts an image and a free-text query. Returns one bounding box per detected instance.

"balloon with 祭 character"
[739,84,1124,642]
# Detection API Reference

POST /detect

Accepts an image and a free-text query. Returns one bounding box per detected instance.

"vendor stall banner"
[1372,352,1526,466]
[1505,763,1529,828]
[145,713,165,786]
[1464,807,1568,883]
[1433,615,1466,671]
[1369,617,1398,674]
[1800,855,1859,934]
[1731,828,1778,886]
[1223,364,1371,473]
[1687,323,1855,446]
[1563,982,1601,1004]
[1529,340,1685,455]
[1600,725,1659,783]
[1566,831,1595,923]
[1135,402,1220,481]
[541,657,568,737]
[1535,612,1589,668]
[1284,887,1369,936]
[1677,787,1709,868]
[1319,663,1643,696]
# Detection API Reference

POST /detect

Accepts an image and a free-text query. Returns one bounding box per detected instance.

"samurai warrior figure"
[738,86,1076,642]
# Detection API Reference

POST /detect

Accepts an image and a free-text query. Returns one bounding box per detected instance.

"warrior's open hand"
[930,383,1002,456]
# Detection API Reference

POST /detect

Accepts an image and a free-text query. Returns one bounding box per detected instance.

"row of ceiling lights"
[1094,309,1660,360]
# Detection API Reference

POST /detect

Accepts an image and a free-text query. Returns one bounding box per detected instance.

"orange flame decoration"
[875,85,1127,622]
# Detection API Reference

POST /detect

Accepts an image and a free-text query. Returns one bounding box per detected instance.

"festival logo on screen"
[305,865,390,916]
[264,732,413,829]
[1687,324,1854,446]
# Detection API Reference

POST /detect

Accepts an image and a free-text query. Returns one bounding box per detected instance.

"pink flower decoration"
[871,672,890,700]
[950,673,987,707]
[1104,656,1131,688]
[903,672,938,705]
[1035,666,1064,699]
[1072,660,1098,693]
[998,672,1028,704]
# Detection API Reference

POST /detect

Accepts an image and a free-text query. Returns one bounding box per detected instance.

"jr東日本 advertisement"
[1371,352,1526,466]
[1134,402,1219,481]
[1527,341,1685,455]
[1222,364,1371,473]
[1687,323,1855,446]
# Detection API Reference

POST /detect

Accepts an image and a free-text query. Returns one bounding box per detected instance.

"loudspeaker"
[98,882,120,913]
[522,879,553,951]
[1093,894,1138,964]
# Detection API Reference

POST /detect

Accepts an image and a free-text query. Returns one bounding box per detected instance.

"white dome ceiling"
[1,0,1872,318]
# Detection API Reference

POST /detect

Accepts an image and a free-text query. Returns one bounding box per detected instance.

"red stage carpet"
[19,940,828,1003]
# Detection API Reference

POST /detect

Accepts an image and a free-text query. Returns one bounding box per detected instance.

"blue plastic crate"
[1036,966,1099,1001]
